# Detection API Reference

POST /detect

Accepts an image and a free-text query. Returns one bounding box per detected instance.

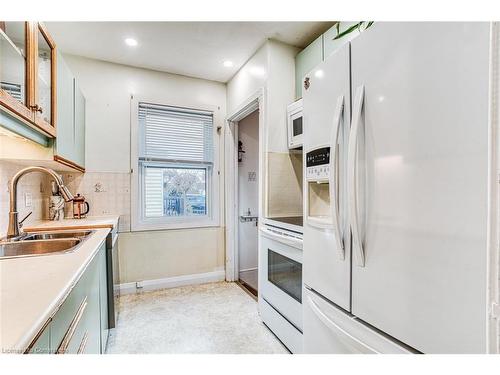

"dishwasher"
[106,225,120,328]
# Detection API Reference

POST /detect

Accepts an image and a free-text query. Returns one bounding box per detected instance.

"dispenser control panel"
[306,146,331,181]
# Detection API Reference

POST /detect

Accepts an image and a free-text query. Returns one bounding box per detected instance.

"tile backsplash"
[0,161,52,237]
[0,162,131,236]
[60,171,131,232]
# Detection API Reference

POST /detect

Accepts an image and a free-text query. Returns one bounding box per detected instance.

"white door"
[302,43,351,311]
[349,22,489,353]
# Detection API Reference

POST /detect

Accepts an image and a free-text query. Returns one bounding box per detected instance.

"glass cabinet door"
[34,23,55,127]
[0,22,29,111]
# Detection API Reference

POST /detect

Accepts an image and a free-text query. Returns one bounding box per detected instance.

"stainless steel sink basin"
[0,230,93,259]
[23,230,92,241]
[0,239,82,259]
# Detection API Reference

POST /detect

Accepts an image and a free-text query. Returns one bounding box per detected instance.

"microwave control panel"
[306,146,331,181]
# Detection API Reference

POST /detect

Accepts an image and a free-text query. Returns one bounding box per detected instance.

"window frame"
[131,96,221,231]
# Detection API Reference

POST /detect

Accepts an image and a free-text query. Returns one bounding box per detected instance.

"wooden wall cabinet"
[1,22,85,172]
[0,21,56,138]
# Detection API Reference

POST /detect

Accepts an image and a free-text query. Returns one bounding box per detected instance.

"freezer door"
[303,288,412,354]
[349,22,489,353]
[302,43,352,311]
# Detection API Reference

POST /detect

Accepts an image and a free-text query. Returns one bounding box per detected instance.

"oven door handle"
[260,227,302,249]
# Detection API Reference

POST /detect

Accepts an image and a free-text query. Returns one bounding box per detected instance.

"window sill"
[131,218,220,232]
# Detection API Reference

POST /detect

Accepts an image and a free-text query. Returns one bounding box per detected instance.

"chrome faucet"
[6,166,74,240]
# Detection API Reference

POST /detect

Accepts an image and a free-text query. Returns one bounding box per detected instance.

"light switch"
[25,193,32,207]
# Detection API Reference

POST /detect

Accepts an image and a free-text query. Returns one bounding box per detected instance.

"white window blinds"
[139,102,214,163]
[1,82,22,101]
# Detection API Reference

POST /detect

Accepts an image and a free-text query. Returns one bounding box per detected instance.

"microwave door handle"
[330,95,345,260]
[348,85,365,267]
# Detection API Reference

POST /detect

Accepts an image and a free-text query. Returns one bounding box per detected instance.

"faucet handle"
[18,211,33,228]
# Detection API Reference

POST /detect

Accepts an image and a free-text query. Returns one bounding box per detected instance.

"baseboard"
[118,270,226,295]
[239,267,258,273]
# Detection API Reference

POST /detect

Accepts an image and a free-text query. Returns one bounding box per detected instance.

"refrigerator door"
[303,43,351,311]
[349,22,489,353]
[303,288,412,354]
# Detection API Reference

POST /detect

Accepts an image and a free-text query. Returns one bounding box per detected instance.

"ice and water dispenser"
[305,146,333,227]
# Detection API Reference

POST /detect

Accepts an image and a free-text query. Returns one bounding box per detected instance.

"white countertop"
[0,216,119,353]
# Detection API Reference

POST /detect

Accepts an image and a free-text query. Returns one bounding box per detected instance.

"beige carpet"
[106,281,288,354]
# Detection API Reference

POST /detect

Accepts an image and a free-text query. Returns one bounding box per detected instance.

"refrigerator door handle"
[348,85,365,267]
[307,294,378,353]
[330,95,345,260]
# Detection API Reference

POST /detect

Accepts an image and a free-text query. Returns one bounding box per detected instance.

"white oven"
[287,99,303,149]
[259,224,303,353]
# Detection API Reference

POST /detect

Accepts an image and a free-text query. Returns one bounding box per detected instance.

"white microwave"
[287,98,303,149]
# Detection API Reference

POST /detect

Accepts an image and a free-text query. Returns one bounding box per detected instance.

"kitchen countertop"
[0,216,119,354]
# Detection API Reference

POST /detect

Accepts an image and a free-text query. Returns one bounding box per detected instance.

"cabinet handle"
[77,332,89,354]
[56,296,88,354]
[30,104,43,113]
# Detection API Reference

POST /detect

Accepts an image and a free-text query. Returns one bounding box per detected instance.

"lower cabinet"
[26,240,108,354]
[99,244,109,353]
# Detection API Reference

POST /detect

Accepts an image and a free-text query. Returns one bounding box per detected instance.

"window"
[137,102,216,228]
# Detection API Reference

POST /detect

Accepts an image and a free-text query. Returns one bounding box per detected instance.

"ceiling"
[45,22,334,83]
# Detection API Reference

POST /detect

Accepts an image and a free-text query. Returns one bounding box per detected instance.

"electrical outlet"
[24,193,32,207]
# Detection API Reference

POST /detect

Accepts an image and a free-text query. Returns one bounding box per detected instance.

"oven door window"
[268,249,302,303]
[292,116,303,137]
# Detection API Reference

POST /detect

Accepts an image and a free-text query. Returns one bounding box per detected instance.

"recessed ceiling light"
[125,38,138,47]
[223,60,234,67]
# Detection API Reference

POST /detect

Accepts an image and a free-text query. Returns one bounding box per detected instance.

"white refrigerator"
[303,22,490,354]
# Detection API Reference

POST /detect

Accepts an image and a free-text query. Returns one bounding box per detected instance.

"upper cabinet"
[0,22,33,123]
[33,23,56,132]
[0,22,85,172]
[295,35,323,99]
[295,22,372,99]
[323,22,365,60]
[0,21,56,137]
[55,52,85,171]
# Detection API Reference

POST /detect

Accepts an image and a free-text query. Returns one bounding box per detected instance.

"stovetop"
[270,216,303,227]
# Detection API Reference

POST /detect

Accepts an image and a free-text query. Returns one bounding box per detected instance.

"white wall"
[227,44,268,116]
[63,55,227,284]
[64,54,227,173]
[226,40,301,219]
[238,110,259,272]
[266,40,300,153]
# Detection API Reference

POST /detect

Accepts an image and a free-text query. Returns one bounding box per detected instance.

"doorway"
[237,110,259,296]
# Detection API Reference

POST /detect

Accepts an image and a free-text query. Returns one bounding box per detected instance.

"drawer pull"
[56,296,88,354]
[77,332,89,354]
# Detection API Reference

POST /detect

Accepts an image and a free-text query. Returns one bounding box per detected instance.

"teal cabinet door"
[99,242,109,353]
[295,34,323,99]
[83,246,102,354]
[48,245,103,354]
[55,52,75,163]
[73,81,86,168]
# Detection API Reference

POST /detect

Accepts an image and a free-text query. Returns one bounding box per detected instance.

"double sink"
[0,230,93,259]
